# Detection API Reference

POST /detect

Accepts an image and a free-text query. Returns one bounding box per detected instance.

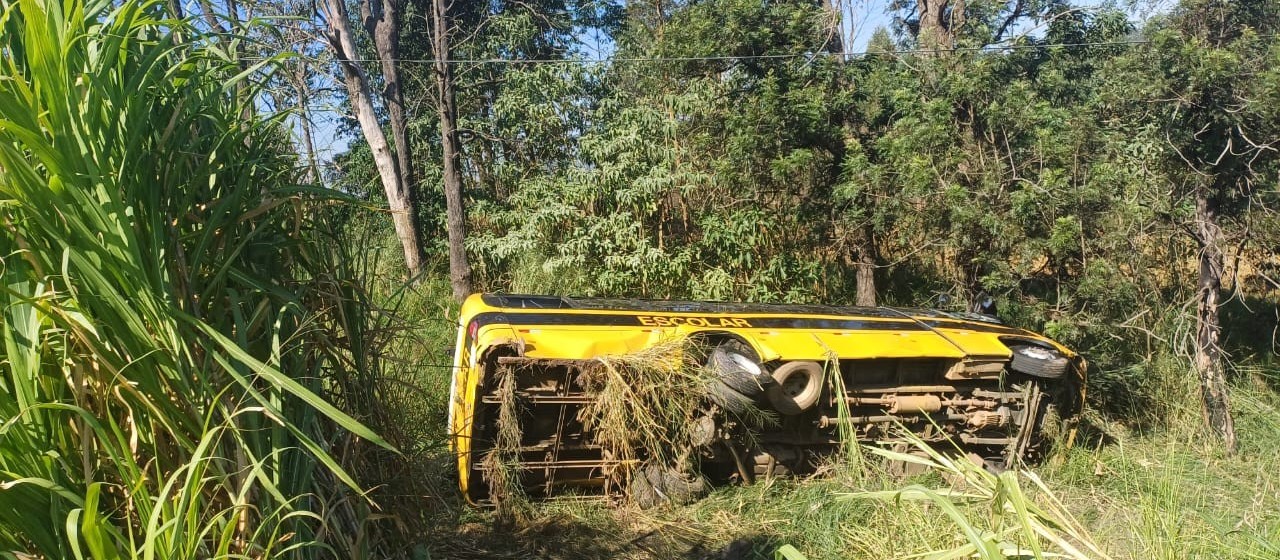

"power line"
[263,38,1158,66]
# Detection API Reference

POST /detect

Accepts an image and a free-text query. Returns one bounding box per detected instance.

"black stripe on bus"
[921,320,1026,335]
[469,311,930,332]
[479,293,908,318]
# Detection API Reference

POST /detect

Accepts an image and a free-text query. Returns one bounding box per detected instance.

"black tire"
[1009,345,1069,379]
[649,467,707,505]
[765,361,824,415]
[718,366,768,397]
[629,469,662,509]
[630,465,707,508]
[707,341,771,398]
[708,379,755,416]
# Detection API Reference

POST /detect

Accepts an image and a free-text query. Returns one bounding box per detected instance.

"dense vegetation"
[340,0,1280,438]
[0,0,394,557]
[334,0,1280,556]
[2,0,1280,558]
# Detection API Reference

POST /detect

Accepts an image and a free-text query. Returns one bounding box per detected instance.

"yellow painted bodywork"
[447,294,1077,499]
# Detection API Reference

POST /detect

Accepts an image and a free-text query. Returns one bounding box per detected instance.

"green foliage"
[323,0,1280,426]
[315,0,1280,556]
[0,0,389,557]
[11,0,1280,555]
[470,0,851,301]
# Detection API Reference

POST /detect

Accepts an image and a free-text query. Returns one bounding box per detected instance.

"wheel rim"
[782,373,809,397]
[1017,346,1054,360]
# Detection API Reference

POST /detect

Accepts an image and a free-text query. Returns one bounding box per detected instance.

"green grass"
[408,385,1279,559]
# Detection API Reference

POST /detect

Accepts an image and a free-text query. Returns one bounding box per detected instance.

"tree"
[466,0,849,301]
[822,3,879,306]
[891,0,1071,51]
[431,0,473,300]
[363,0,418,226]
[320,0,426,277]
[1119,0,1280,451]
[253,0,329,183]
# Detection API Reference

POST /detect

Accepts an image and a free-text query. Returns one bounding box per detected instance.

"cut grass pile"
[481,364,531,519]
[578,336,718,481]
[475,336,725,512]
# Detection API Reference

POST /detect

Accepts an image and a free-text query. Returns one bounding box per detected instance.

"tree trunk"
[321,0,425,277]
[918,0,951,52]
[854,227,877,307]
[826,8,877,307]
[949,0,966,41]
[294,61,321,184]
[1194,191,1237,452]
[960,245,985,311]
[196,0,225,34]
[196,0,254,121]
[433,0,473,301]
[821,0,844,55]
[363,0,416,198]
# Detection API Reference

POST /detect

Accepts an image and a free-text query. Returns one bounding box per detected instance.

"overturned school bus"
[449,294,1085,505]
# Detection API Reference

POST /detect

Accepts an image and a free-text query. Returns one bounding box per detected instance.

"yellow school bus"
[449,293,1084,505]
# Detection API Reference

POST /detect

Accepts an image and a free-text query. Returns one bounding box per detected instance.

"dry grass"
[578,335,719,490]
[481,364,530,520]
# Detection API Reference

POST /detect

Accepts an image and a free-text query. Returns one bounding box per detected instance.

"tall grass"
[843,433,1112,560]
[0,0,390,557]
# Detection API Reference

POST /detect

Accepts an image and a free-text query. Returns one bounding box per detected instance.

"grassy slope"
[413,381,1280,560]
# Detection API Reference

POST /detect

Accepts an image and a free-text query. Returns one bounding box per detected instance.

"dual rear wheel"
[703,338,823,416]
